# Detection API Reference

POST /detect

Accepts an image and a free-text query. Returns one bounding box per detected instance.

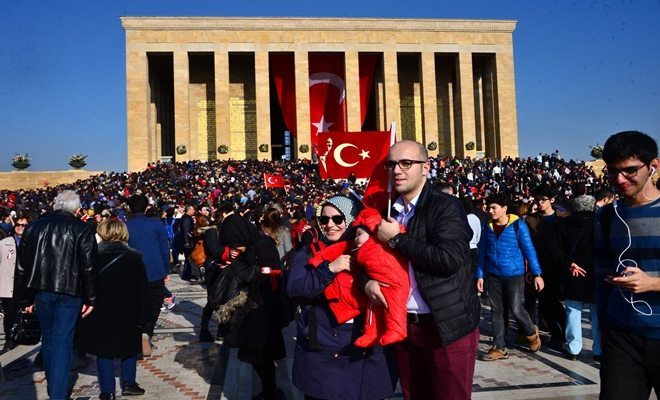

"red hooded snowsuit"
[352,208,409,347]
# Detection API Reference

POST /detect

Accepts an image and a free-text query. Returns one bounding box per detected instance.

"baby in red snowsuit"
[352,208,409,348]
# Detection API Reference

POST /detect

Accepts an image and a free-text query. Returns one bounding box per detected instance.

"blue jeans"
[35,291,83,400]
[565,300,601,356]
[96,355,138,394]
[486,274,535,348]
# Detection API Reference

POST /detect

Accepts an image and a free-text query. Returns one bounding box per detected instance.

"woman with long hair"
[260,206,292,261]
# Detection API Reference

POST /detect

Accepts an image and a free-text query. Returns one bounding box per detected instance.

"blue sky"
[1,0,659,172]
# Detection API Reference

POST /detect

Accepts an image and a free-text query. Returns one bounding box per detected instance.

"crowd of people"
[0,150,605,227]
[0,130,659,400]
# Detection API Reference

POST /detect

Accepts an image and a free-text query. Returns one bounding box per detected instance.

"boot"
[199,329,215,342]
[354,333,378,348]
[481,346,509,361]
[526,325,542,352]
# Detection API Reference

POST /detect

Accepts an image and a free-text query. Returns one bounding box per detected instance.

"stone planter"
[69,161,86,169]
[12,161,30,170]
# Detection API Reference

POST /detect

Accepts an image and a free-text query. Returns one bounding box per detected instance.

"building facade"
[121,17,518,171]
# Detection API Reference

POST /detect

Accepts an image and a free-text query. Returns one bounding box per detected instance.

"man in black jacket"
[367,140,480,400]
[179,204,197,281]
[16,190,97,400]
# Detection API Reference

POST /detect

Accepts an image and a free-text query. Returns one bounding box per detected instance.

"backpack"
[163,219,177,242]
[190,239,207,267]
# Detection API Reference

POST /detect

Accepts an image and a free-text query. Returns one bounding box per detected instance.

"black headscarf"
[219,214,258,248]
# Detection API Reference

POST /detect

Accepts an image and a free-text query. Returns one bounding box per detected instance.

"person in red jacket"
[352,208,409,347]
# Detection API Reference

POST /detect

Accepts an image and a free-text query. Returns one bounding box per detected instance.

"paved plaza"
[0,275,645,400]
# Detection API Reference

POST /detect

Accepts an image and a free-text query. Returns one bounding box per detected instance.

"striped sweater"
[595,198,660,338]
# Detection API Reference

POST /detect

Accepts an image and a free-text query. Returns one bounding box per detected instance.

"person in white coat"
[0,216,29,353]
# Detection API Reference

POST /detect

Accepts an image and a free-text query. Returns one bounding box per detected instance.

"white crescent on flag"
[267,176,278,185]
[309,72,346,104]
[333,143,359,167]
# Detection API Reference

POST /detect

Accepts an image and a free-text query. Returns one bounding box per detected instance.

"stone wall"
[0,170,104,190]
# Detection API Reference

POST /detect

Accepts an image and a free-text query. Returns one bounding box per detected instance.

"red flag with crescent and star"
[308,53,347,148]
[317,130,390,180]
[264,173,285,189]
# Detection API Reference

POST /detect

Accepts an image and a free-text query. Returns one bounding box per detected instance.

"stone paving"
[0,275,653,400]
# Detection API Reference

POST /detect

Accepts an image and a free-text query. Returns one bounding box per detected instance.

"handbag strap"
[98,253,125,275]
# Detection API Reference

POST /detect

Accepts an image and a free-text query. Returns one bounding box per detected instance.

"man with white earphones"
[596,130,660,400]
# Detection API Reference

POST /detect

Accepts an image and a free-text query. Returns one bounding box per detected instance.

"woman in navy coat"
[286,196,397,400]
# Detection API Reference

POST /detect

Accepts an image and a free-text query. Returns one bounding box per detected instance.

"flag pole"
[387,122,397,219]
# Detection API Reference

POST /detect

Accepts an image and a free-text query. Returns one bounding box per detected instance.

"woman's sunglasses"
[318,215,345,225]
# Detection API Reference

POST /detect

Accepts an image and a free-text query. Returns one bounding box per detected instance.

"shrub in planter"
[12,154,31,170]
[68,154,87,169]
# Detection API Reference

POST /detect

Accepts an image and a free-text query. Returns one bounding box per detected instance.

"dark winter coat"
[214,215,286,364]
[75,241,150,359]
[553,211,596,303]
[526,210,568,278]
[393,182,481,345]
[225,235,286,364]
[286,239,397,400]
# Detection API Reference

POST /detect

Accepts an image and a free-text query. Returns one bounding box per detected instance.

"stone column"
[214,48,230,160]
[457,51,476,158]
[383,51,400,134]
[294,50,311,159]
[173,49,190,161]
[475,71,485,153]
[254,49,272,160]
[149,102,158,161]
[125,46,149,172]
[495,51,519,157]
[345,51,361,132]
[421,52,439,156]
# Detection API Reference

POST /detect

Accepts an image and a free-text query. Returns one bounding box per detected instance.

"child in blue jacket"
[476,194,544,361]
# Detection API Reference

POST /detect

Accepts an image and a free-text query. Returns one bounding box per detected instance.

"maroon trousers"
[396,318,478,400]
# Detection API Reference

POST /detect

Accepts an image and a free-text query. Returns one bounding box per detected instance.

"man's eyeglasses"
[536,197,550,203]
[318,215,345,225]
[15,223,28,227]
[383,159,427,171]
[602,164,648,179]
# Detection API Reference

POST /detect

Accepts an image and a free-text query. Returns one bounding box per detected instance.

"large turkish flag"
[309,53,347,148]
[317,131,390,181]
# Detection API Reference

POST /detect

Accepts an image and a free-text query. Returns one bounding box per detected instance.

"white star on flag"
[312,115,334,134]
[359,149,370,160]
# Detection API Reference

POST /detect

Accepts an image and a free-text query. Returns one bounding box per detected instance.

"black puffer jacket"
[16,210,97,306]
[394,182,481,345]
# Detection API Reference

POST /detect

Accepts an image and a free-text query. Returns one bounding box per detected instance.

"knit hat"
[571,194,596,212]
[322,195,360,226]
